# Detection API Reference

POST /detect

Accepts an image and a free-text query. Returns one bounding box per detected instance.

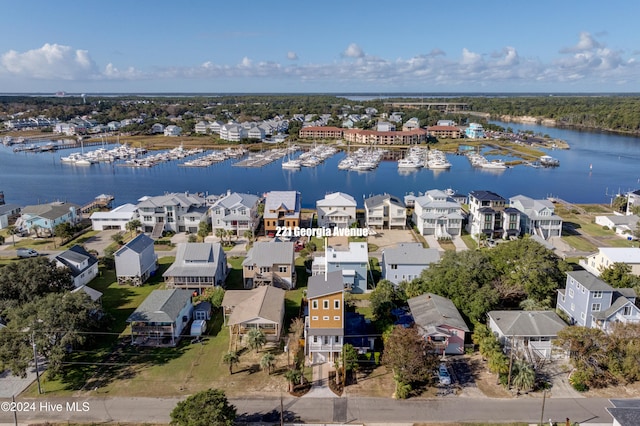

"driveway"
[82,229,121,256]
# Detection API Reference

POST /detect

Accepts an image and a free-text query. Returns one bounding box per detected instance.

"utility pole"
[32,330,42,394]
[507,335,515,390]
[539,389,547,426]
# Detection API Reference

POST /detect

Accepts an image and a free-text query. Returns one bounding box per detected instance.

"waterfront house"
[163,125,182,137]
[220,123,246,142]
[467,190,521,240]
[114,233,158,286]
[311,242,369,293]
[222,286,285,342]
[247,126,266,141]
[90,203,139,231]
[263,191,301,235]
[381,243,440,285]
[150,123,165,134]
[579,247,640,276]
[408,293,470,355]
[17,201,80,236]
[0,203,20,230]
[556,270,639,332]
[487,310,567,360]
[627,189,640,211]
[364,194,406,229]
[127,289,193,347]
[413,189,464,238]
[509,195,563,240]
[53,245,99,288]
[210,191,261,236]
[242,241,295,289]
[194,121,210,134]
[163,242,227,292]
[594,214,639,239]
[316,192,357,229]
[465,123,485,139]
[137,192,209,237]
[305,271,345,364]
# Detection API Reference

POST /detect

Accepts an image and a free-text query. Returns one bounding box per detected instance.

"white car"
[438,364,451,385]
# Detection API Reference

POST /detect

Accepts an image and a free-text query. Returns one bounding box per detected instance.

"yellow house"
[305,271,344,364]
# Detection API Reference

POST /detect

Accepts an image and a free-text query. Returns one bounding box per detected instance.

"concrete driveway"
[82,229,121,256]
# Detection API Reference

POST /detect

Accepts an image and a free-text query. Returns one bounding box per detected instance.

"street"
[0,395,615,425]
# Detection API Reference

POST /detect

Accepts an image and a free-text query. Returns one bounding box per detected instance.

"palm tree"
[126,219,142,237]
[31,224,40,238]
[243,229,254,242]
[260,353,276,375]
[215,228,226,243]
[222,351,239,375]
[511,359,536,393]
[245,328,267,353]
[284,369,301,392]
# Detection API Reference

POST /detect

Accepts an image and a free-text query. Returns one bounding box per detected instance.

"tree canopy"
[170,388,236,426]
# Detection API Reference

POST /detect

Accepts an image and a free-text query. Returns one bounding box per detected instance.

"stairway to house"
[151,223,164,239]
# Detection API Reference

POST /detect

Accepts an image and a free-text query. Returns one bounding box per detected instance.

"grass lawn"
[438,239,456,251]
[561,235,597,252]
[460,233,479,249]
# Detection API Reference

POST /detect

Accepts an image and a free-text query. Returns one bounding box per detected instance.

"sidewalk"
[304,362,339,398]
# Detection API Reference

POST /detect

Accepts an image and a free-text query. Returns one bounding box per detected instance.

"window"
[323,336,329,344]
[279,266,287,273]
[570,303,575,312]
[246,265,253,270]
[323,316,330,321]
[334,300,340,309]
[312,316,318,321]
[390,264,398,270]
[313,336,318,343]
[335,336,340,343]
[591,303,601,312]
[592,291,602,298]
[580,312,585,320]
[623,306,632,316]
[323,300,329,309]
[312,300,318,309]
[568,288,574,298]
[334,316,340,321]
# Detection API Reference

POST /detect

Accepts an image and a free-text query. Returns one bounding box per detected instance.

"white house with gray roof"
[408,293,469,355]
[488,310,567,360]
[364,194,406,229]
[242,241,295,289]
[127,289,193,347]
[0,203,20,230]
[137,192,209,237]
[381,243,441,285]
[163,242,227,292]
[594,214,639,238]
[316,192,357,229]
[312,242,369,293]
[413,190,464,238]
[210,192,260,235]
[53,245,99,288]
[509,194,563,240]
[557,270,639,332]
[90,203,139,231]
[114,233,158,286]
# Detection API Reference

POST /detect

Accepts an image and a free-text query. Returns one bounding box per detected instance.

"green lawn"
[561,235,597,252]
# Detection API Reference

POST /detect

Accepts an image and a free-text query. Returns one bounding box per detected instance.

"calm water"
[1,122,639,208]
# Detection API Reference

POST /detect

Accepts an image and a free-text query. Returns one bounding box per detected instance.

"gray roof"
[22,202,80,220]
[127,289,192,323]
[0,203,20,216]
[243,241,293,267]
[137,192,205,209]
[488,310,567,337]
[117,233,155,255]
[566,270,613,292]
[264,191,300,219]
[607,399,640,426]
[223,286,285,326]
[163,242,224,278]
[307,271,344,299]
[383,243,440,266]
[212,192,259,210]
[594,294,637,320]
[71,285,103,302]
[364,194,405,209]
[408,293,470,332]
[55,245,98,277]
[469,190,505,202]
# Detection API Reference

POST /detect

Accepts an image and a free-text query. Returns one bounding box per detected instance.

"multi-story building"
[311,242,369,293]
[316,192,357,229]
[557,270,640,332]
[16,201,81,236]
[298,126,344,139]
[509,195,563,240]
[242,241,296,289]
[364,194,406,229]
[305,270,345,364]
[413,189,464,237]
[137,192,209,237]
[427,125,461,139]
[381,243,440,286]
[467,190,521,240]
[263,191,301,235]
[579,247,640,276]
[343,128,428,145]
[465,122,485,139]
[163,242,227,292]
[210,192,261,236]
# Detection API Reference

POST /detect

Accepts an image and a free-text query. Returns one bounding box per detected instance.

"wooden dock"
[81,194,115,214]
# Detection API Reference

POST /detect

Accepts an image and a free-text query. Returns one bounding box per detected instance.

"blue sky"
[1,1,639,93]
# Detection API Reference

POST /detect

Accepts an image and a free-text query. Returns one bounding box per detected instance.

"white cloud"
[287,51,298,60]
[0,43,99,80]
[342,43,365,58]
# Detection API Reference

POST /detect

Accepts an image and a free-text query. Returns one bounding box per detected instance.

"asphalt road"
[0,395,615,424]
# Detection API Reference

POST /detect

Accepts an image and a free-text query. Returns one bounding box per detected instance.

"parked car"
[438,364,451,385]
[17,248,39,258]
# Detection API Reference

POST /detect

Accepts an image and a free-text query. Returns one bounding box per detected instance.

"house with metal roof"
[509,194,563,240]
[90,203,139,231]
[579,247,640,277]
[114,233,158,286]
[557,270,639,332]
[263,191,301,235]
[136,192,209,237]
[305,271,345,364]
[381,243,441,285]
[311,242,369,293]
[316,192,357,229]
[16,201,80,236]
[53,245,99,288]
[408,293,470,355]
[210,191,261,235]
[221,286,285,342]
[126,289,193,347]
[364,193,406,229]
[242,241,295,289]
[488,310,567,360]
[467,190,521,240]
[163,242,227,292]
[413,189,464,238]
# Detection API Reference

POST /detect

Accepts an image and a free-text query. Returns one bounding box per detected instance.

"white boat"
[427,159,452,169]
[398,158,423,169]
[282,159,302,169]
[74,158,93,166]
[480,160,507,169]
[540,155,560,167]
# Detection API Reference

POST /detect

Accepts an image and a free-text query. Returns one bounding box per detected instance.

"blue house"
[381,243,440,285]
[17,201,80,236]
[312,242,369,293]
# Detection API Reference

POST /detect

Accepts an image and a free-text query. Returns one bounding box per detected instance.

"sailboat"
[282,142,301,169]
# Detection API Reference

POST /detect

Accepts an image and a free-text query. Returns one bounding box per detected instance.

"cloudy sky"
[1,0,639,93]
